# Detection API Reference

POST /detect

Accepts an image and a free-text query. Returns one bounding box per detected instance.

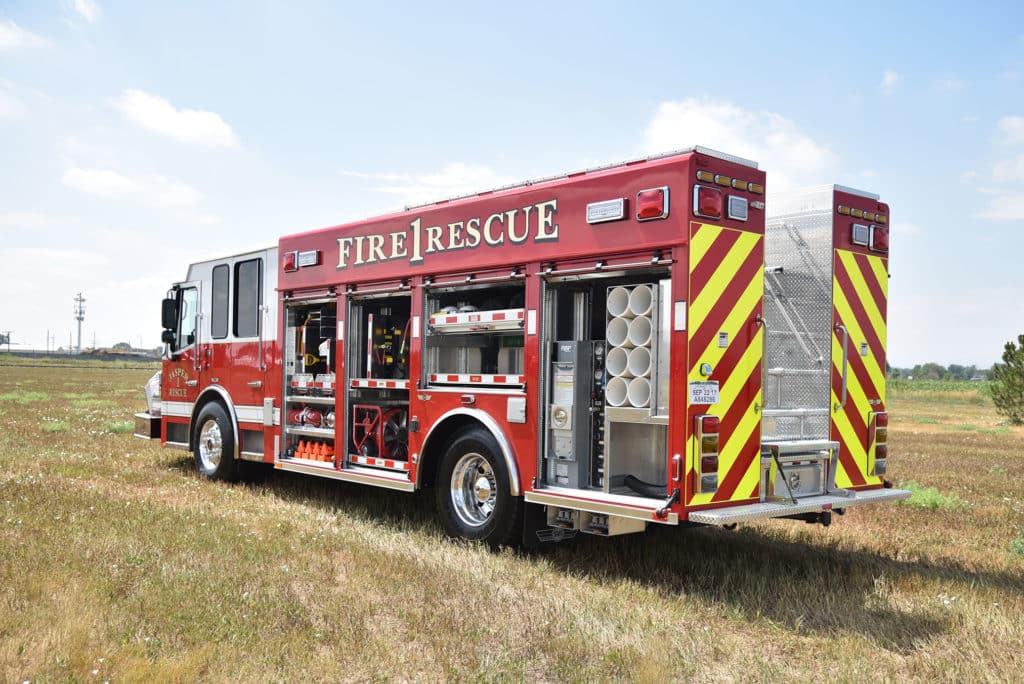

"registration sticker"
[689,381,720,405]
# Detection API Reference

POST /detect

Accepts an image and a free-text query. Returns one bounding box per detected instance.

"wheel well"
[417,415,485,490]
[189,391,233,451]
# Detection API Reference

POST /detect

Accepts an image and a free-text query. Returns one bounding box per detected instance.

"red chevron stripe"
[711,364,762,502]
[712,425,761,503]
[689,228,742,302]
[834,259,884,358]
[830,365,867,487]
[833,304,883,404]
[853,252,887,313]
[688,245,763,361]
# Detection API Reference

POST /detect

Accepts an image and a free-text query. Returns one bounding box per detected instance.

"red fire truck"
[135,147,910,546]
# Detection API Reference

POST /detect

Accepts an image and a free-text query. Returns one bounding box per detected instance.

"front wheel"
[194,402,237,480]
[435,427,521,547]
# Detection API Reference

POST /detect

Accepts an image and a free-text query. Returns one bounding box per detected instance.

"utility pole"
[74,292,86,354]
[1,331,11,352]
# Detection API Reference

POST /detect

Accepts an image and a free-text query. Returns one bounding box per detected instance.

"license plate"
[689,381,720,405]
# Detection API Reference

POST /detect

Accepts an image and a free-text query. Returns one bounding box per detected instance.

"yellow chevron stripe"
[838,251,887,351]
[831,329,874,420]
[688,393,761,506]
[829,391,867,489]
[867,254,889,300]
[689,222,719,271]
[716,327,763,411]
[689,230,760,326]
[832,278,885,394]
[729,393,764,500]
[689,272,763,377]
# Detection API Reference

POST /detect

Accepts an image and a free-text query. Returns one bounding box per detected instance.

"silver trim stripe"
[161,400,280,426]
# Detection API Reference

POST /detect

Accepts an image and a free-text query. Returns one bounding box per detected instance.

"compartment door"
[685,222,764,506]
[830,249,888,489]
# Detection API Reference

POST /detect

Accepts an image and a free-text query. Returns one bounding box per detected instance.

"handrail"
[755,313,769,409]
[833,323,849,412]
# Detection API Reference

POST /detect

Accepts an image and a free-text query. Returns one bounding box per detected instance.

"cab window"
[176,287,198,352]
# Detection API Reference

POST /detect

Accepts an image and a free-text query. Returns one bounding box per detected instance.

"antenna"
[74,292,86,354]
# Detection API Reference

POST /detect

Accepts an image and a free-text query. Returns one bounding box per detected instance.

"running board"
[687,488,911,525]
[274,459,415,492]
[526,487,679,525]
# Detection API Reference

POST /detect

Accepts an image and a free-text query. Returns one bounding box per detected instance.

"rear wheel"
[435,427,521,547]
[194,402,237,480]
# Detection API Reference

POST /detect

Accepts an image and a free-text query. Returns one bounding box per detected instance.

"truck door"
[164,281,204,418]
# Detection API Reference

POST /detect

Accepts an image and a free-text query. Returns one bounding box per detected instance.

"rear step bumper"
[687,488,912,526]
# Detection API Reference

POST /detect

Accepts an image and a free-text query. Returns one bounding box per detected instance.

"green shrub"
[105,421,135,434]
[898,481,967,511]
[40,420,70,433]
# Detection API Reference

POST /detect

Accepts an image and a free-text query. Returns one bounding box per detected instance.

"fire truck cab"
[136,147,910,546]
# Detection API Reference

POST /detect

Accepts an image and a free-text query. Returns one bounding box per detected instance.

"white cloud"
[0,86,23,117]
[993,155,1024,183]
[73,0,102,23]
[0,20,50,50]
[62,167,201,207]
[977,192,1024,221]
[880,70,900,92]
[997,116,1024,146]
[347,163,514,207]
[641,98,834,190]
[113,89,239,148]
[934,77,965,92]
[0,211,64,229]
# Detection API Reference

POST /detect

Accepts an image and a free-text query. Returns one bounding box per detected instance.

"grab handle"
[834,323,849,412]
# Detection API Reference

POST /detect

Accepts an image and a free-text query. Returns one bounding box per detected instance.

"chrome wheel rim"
[198,419,223,471]
[450,451,496,528]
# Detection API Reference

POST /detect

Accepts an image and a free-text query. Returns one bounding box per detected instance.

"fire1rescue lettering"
[336,199,558,269]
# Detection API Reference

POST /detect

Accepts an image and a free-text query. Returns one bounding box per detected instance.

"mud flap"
[521,501,576,550]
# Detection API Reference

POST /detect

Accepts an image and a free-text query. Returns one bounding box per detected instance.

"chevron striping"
[690,272,763,375]
[837,252,887,353]
[688,222,732,276]
[689,229,760,325]
[832,288,886,395]
[688,246,763,359]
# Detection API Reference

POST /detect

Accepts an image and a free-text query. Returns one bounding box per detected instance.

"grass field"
[1,366,1022,681]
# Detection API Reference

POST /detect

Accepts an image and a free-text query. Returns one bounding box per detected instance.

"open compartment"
[424,282,525,384]
[282,299,338,465]
[540,269,671,497]
[344,293,411,470]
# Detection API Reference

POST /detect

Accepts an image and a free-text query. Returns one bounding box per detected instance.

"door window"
[176,287,198,352]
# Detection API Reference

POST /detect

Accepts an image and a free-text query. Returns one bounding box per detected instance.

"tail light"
[636,186,669,221]
[870,225,889,253]
[870,411,888,476]
[695,414,720,493]
[693,185,723,219]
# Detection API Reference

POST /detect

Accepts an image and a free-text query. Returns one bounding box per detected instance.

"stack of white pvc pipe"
[605,284,654,408]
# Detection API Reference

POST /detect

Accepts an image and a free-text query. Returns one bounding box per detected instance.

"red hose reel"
[351,405,408,460]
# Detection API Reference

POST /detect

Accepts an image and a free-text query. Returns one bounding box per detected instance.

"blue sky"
[1,1,1022,365]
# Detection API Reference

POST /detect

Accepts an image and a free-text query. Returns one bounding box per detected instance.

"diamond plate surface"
[763,187,835,441]
[687,488,912,525]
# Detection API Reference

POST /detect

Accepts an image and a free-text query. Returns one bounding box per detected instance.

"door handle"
[248,380,263,389]
[185,380,198,387]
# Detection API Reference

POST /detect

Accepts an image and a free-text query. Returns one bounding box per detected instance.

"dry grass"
[1,366,1022,681]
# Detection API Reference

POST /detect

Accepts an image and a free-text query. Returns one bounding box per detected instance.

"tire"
[193,402,237,481]
[435,427,521,547]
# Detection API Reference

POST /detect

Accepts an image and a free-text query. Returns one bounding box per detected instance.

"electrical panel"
[546,341,604,488]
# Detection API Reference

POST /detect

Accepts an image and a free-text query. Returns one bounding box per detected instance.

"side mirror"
[161,329,177,345]
[161,297,178,331]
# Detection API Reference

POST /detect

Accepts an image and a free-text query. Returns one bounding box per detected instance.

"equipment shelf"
[349,378,410,390]
[285,395,336,405]
[285,425,335,438]
[428,308,525,334]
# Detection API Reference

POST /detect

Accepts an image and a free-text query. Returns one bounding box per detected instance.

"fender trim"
[192,385,240,464]
[419,408,521,496]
